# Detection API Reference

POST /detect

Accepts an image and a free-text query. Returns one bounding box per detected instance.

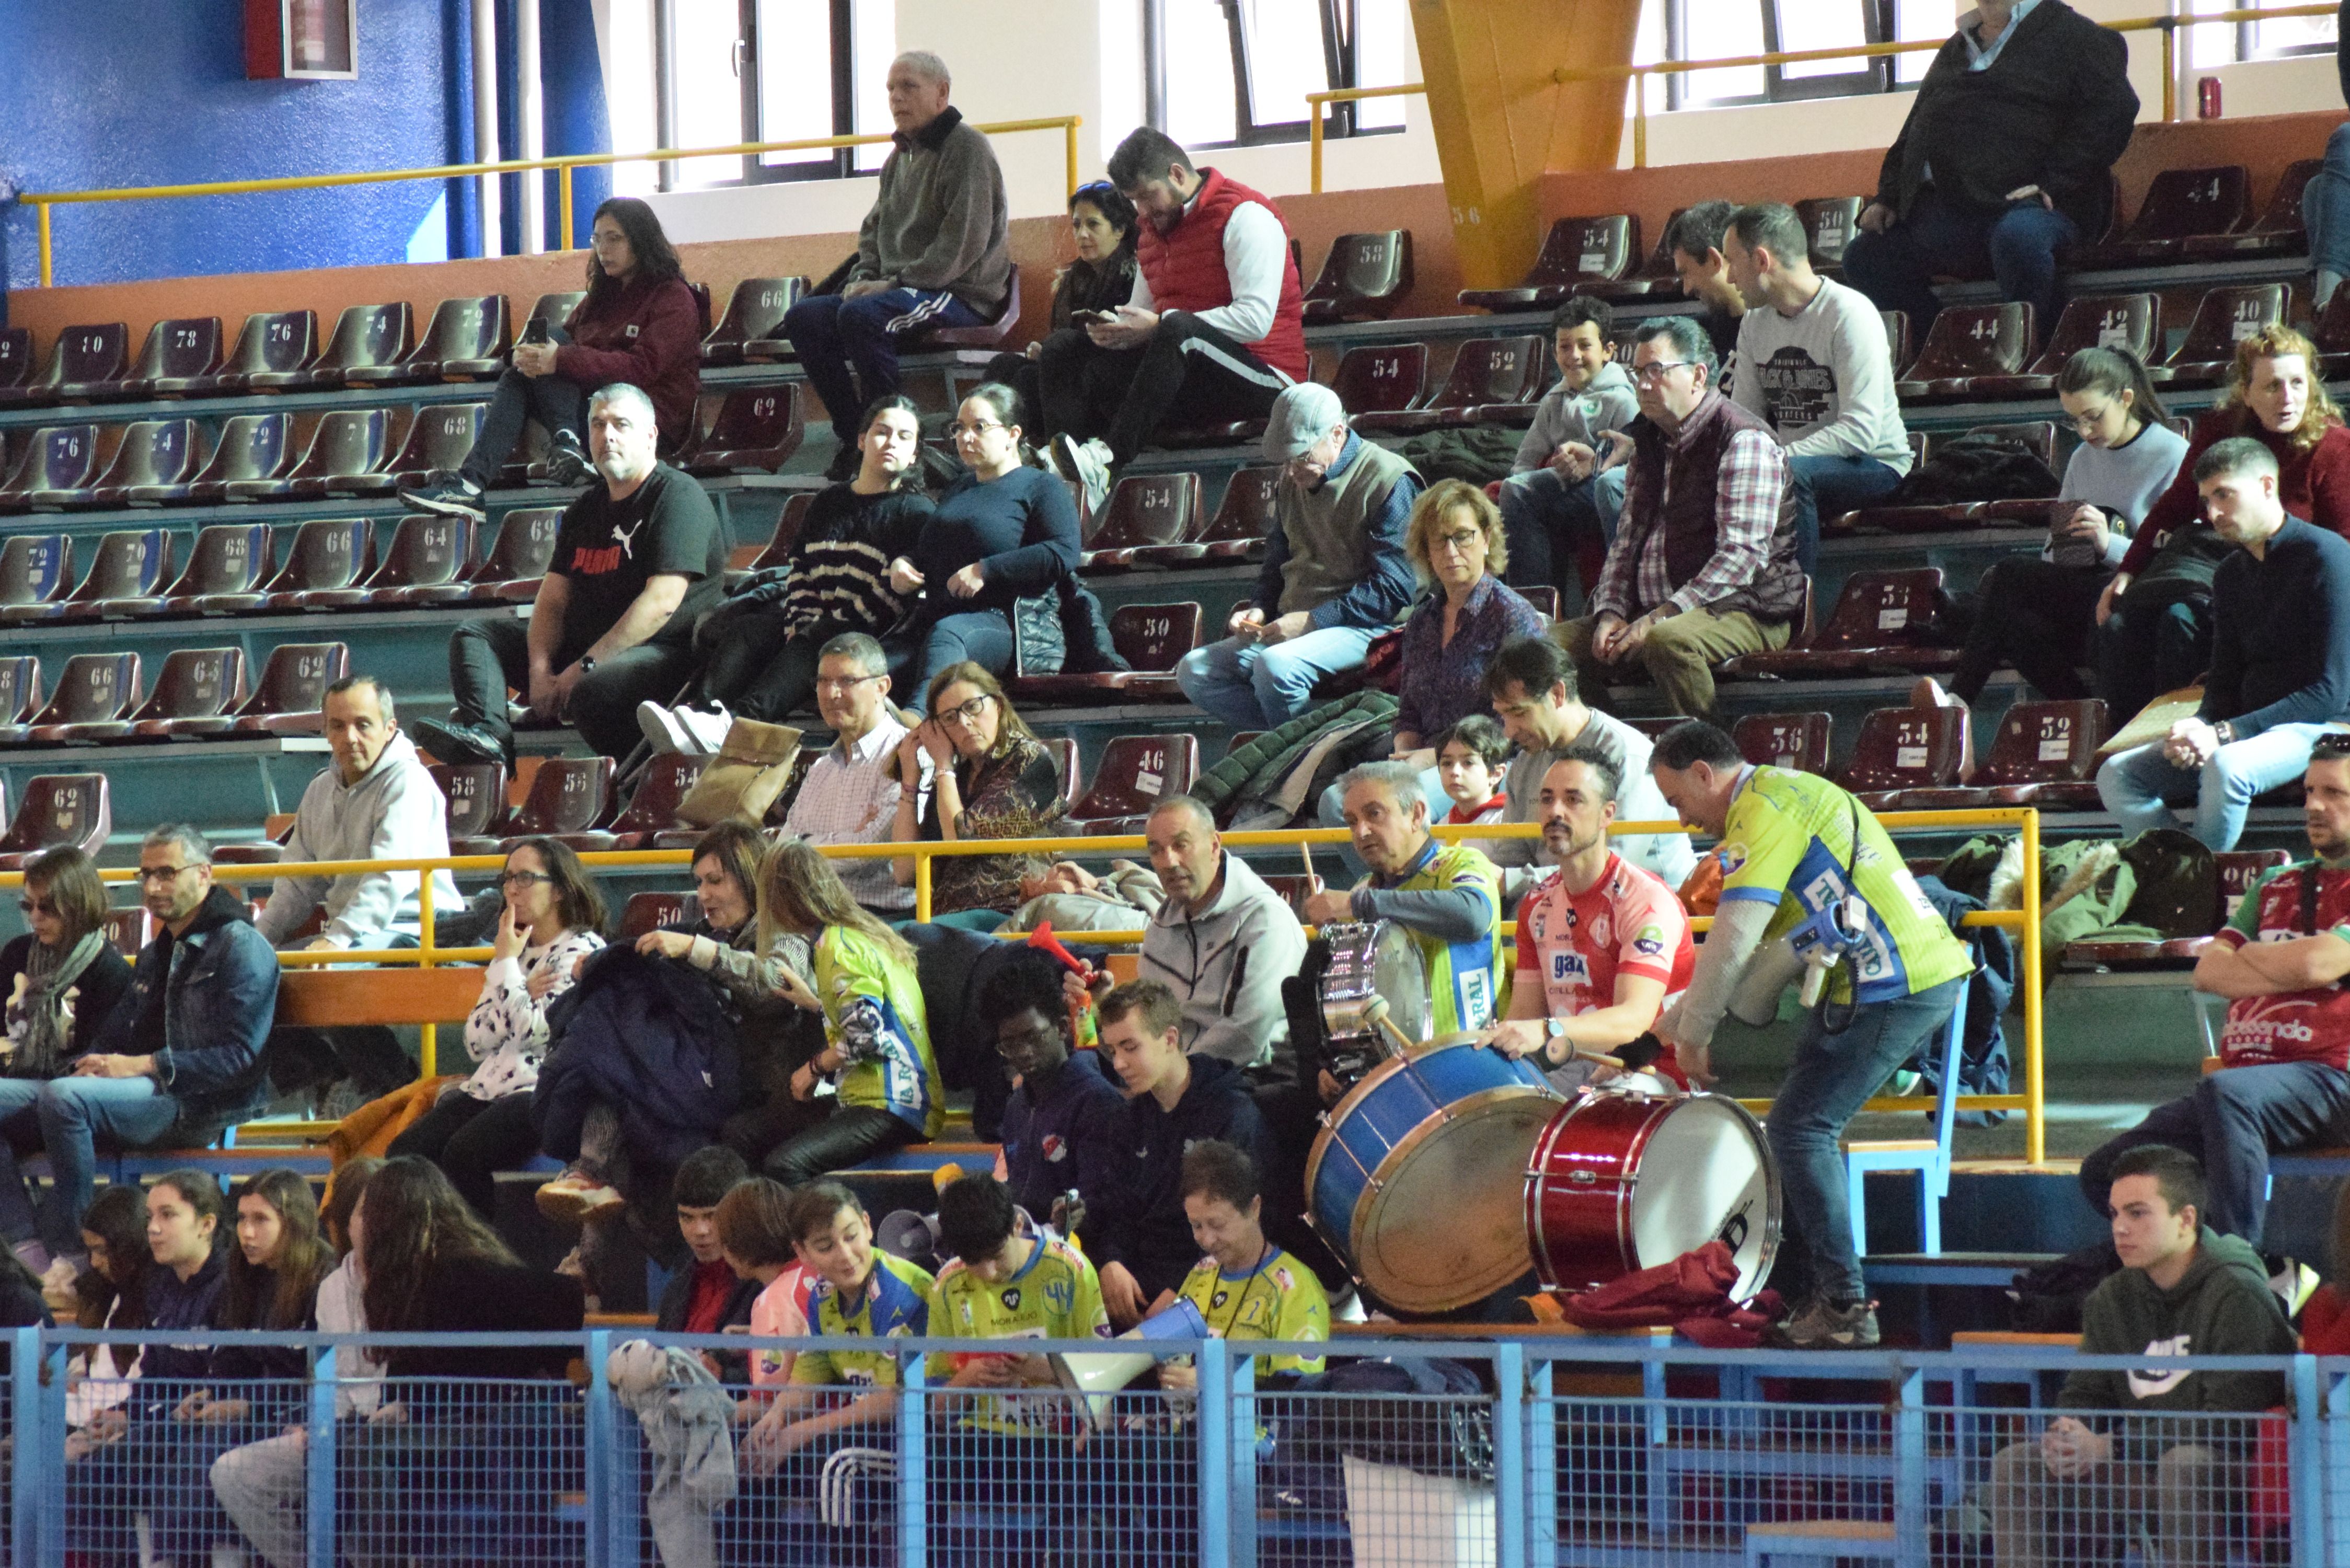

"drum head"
[1351,1086,1557,1313]
[1625,1095,1780,1301]
[1371,924,1430,1045]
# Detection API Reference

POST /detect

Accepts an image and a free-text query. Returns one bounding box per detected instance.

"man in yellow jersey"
[1303,760,1506,1066]
[1649,721,1972,1349]
[1165,1142,1329,1382]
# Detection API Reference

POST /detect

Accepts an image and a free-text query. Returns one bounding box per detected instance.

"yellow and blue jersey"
[816,926,946,1138]
[791,1251,935,1389]
[925,1230,1110,1433]
[1356,838,1506,1033]
[1176,1246,1329,1376]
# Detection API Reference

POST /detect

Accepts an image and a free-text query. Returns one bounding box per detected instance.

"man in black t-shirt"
[415,383,727,765]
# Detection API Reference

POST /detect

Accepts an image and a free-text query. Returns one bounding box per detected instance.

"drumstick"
[1300,840,1317,887]
[1363,997,1418,1057]
[1569,1042,1630,1071]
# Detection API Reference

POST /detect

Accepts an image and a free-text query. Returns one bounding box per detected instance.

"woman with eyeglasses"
[386,837,607,1220]
[898,383,1082,713]
[892,661,1067,927]
[978,181,1141,436]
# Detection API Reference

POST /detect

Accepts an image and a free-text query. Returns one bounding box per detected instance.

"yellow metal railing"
[18,116,1085,289]
[34,804,2050,1161]
[1307,3,2338,188]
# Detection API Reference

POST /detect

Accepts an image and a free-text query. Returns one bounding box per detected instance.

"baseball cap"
[1261,382,1348,463]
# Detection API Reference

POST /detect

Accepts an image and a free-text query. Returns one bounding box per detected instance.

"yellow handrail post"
[1632,66,1649,170]
[1065,116,1081,198]
[417,869,437,1079]
[36,203,51,290]
[915,856,932,924]
[2162,18,2176,123]
[558,164,575,252]
[2022,809,2046,1166]
[1311,102,1326,195]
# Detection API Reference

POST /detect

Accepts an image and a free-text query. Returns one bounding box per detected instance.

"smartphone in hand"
[520,316,550,347]
[1068,309,1116,328]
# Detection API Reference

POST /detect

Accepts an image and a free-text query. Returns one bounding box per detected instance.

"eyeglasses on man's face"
[1630,360,1699,385]
[136,864,199,884]
[816,674,882,695]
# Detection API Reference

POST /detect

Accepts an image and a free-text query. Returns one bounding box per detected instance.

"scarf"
[12,930,105,1079]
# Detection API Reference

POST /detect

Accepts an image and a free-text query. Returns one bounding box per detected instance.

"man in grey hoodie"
[1990,1144,2294,1568]
[257,675,460,1100]
[1499,296,1640,605]
[1134,794,1307,1085]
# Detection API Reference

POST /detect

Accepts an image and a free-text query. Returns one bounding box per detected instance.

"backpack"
[2008,1240,2123,1333]
[1283,1358,1494,1481]
[1885,431,2060,505]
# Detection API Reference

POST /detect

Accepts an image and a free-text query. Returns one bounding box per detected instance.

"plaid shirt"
[783,714,930,911]
[1599,421,1789,621]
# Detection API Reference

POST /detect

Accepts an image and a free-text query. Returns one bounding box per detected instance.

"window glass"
[1353,0,1412,131]
[1163,0,1238,146]
[1239,0,1327,130]
[756,0,835,168]
[673,0,748,186]
[1893,0,1953,84]
[851,0,896,171]
[1679,0,1765,104]
[1774,0,1870,80]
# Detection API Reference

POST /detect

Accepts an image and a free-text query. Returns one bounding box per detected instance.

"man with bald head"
[1134,794,1308,1085]
[783,50,1012,478]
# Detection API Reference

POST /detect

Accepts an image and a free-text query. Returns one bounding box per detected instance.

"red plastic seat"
[1301,232,1415,324]
[1722,569,1957,679]
[1574,207,1689,303]
[350,296,510,385]
[2217,849,2293,924]
[917,271,1023,350]
[1331,343,1428,419]
[2156,284,2289,388]
[707,277,811,364]
[1354,337,1546,434]
[1840,705,1967,804]
[235,410,391,502]
[1882,311,1912,379]
[0,661,39,727]
[1082,474,1201,572]
[329,402,487,496]
[69,648,245,743]
[71,419,204,510]
[1459,215,1639,309]
[300,513,471,609]
[2072,845,2289,969]
[0,776,110,870]
[565,753,709,851]
[10,654,141,747]
[1126,466,1280,570]
[1044,736,1082,807]
[2314,287,2350,378]
[431,762,509,844]
[460,756,614,854]
[0,331,31,395]
[0,325,126,410]
[3,529,171,626]
[85,318,224,401]
[218,642,350,735]
[0,426,100,514]
[1967,294,2159,400]
[1795,197,1864,273]
[2182,159,2321,260]
[246,303,413,390]
[1731,712,1833,775]
[182,311,318,396]
[126,523,273,618]
[134,412,291,506]
[1837,422,2060,534]
[1067,734,1203,835]
[452,507,566,604]
[1892,304,2035,400]
[619,890,698,943]
[1517,584,1561,621]
[2078,166,2249,267]
[213,519,372,613]
[0,535,74,616]
[102,906,153,956]
[1890,698,2109,810]
[682,386,805,475]
[1010,603,1203,703]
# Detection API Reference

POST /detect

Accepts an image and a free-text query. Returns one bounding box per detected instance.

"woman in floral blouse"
[890,662,1067,928]
[388,837,606,1219]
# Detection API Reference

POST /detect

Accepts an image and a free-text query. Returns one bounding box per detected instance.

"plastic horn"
[1025,921,1091,978]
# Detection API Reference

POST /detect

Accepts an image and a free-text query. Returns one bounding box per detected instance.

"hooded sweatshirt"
[2059,1226,2294,1462]
[998,1046,1124,1222]
[1512,361,1639,474]
[1138,851,1310,1082]
[1081,1053,1276,1298]
[257,730,463,950]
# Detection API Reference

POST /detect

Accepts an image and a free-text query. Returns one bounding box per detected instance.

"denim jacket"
[89,885,279,1135]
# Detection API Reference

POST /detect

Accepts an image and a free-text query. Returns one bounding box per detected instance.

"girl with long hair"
[891,660,1066,923]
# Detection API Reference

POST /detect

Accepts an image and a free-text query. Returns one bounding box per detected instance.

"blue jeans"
[2077,1061,2350,1247]
[1176,625,1381,730]
[1789,454,1903,578]
[784,287,987,441]
[1766,975,1966,1304]
[909,609,1017,714]
[1841,188,2080,349]
[1500,466,1627,600]
[0,1076,182,1256]
[2303,123,2350,285]
[2095,722,2339,851]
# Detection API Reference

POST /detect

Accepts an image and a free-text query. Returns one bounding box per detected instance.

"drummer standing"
[1647,720,1973,1350]
[1485,749,1696,1090]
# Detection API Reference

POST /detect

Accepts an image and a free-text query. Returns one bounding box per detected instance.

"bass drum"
[1317,920,1429,1053]
[1306,1035,1560,1314]
[1524,1090,1780,1302]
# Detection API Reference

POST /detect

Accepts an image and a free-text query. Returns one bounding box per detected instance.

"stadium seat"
[69,419,204,510]
[1731,712,1833,774]
[0,662,38,729]
[1892,303,2034,400]
[141,412,291,505]
[83,317,223,401]
[1044,736,1083,806]
[1835,419,2060,529]
[919,270,1022,350]
[1188,465,1285,566]
[1009,603,1202,702]
[1300,231,1415,324]
[1458,215,1639,309]
[1574,207,1689,302]
[1067,734,1203,835]
[1839,704,1967,804]
[2077,165,2249,267]
[244,518,375,612]
[2156,283,2288,387]
[1082,474,1201,572]
[431,762,508,843]
[1518,584,1561,621]
[1881,311,1911,379]
[1796,197,1864,273]
[66,647,244,743]
[566,753,709,851]
[2071,846,2289,969]
[619,890,697,942]
[102,906,153,956]
[0,426,100,513]
[3,529,170,625]
[125,523,273,618]
[182,310,318,396]
[681,386,805,475]
[1966,294,2159,400]
[0,324,126,409]
[0,535,73,617]
[0,775,110,870]
[706,277,810,364]
[1330,343,1429,420]
[1354,337,1546,433]
[10,653,141,747]
[328,402,486,494]
[212,812,297,866]
[349,295,509,385]
[223,642,351,734]
[729,492,815,583]
[298,513,470,609]
[225,409,389,501]
[1888,698,2109,810]
[247,302,411,390]
[458,756,613,854]
[2314,285,2350,377]
[1722,569,1957,679]
[0,331,31,395]
[451,507,565,604]
[2181,158,2320,260]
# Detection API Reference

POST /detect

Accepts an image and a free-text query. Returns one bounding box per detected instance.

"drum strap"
[1821,795,1867,1032]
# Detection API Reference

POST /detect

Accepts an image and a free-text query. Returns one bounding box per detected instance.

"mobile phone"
[1069,309,1115,328]
[520,316,550,347]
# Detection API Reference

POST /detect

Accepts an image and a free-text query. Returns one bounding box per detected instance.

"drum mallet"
[1362,996,1419,1058]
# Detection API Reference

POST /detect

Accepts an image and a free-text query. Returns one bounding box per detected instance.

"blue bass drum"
[1305,1035,1561,1313]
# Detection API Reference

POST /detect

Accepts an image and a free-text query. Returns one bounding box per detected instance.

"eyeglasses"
[816,674,881,694]
[499,870,555,888]
[951,421,1008,440]
[136,865,199,883]
[1430,527,1485,555]
[1630,360,1699,385]
[939,694,996,725]
[16,899,55,917]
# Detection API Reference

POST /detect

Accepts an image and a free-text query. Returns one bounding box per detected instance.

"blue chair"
[1843,985,1969,1257]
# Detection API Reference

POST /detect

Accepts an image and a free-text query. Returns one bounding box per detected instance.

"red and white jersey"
[1515,854,1695,1020]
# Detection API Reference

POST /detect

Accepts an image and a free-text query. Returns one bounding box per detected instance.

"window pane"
[1893,0,1953,84]
[607,0,660,197]
[756,0,834,167]
[851,0,895,171]
[2247,0,2337,59]
[1773,0,1869,80]
[672,0,747,186]
[1163,0,1238,146]
[1353,0,1412,131]
[2184,0,2237,70]
[1240,0,1327,129]
[1634,0,1667,119]
[1679,0,1765,104]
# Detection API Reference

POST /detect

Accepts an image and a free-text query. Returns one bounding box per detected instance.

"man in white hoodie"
[258,675,462,1100]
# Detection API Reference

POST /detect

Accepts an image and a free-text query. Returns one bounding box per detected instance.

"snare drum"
[1318,920,1430,1052]
[1306,1035,1560,1313]
[1524,1090,1779,1302]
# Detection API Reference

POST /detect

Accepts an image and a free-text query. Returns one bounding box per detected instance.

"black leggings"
[759,1105,921,1186]
[1948,557,2109,703]
[2096,594,2215,725]
[387,1090,542,1221]
[1036,312,1288,467]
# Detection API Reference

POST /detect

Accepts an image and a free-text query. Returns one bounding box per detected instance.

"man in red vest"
[1039,126,1309,512]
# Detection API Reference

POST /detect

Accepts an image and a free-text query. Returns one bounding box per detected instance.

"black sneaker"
[823,442,862,482]
[544,430,593,488]
[399,471,487,521]
[413,715,513,771]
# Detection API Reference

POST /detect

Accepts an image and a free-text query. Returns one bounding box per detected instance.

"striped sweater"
[777,485,935,639]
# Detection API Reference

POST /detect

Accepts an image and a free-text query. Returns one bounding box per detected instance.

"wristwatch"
[1543,1016,1569,1063]
[579,656,597,673]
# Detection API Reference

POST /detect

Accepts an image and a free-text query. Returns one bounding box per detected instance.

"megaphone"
[873,1209,939,1269]
[1049,1295,1210,1428]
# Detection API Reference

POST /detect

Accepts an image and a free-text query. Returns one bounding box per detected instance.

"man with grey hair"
[2097,436,2350,850]
[0,824,277,1261]
[778,632,930,915]
[1554,316,1803,722]
[784,50,1011,478]
[1176,381,1421,729]
[1130,794,1307,1080]
[417,381,726,765]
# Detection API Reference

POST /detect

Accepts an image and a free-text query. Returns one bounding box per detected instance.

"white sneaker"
[636,701,695,755]
[1053,434,1114,517]
[675,705,734,755]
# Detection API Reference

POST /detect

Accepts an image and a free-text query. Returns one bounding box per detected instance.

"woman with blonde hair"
[890,660,1066,926]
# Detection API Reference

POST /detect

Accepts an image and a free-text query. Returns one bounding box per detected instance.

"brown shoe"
[536,1170,625,1226]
